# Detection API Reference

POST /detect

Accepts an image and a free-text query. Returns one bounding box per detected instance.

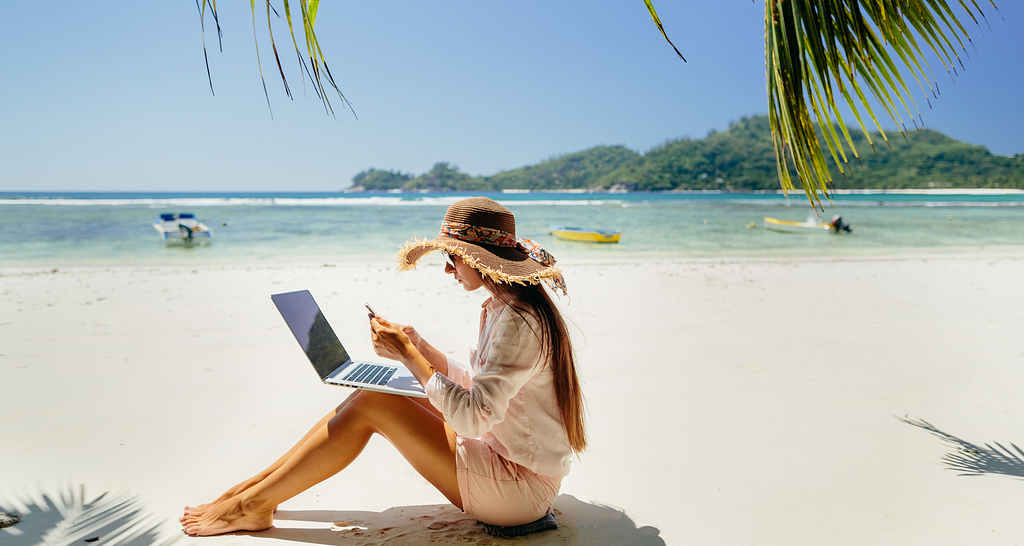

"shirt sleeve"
[425,311,544,438]
[442,354,474,390]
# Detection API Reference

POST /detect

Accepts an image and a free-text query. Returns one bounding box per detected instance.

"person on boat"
[180,196,586,536]
[830,214,852,232]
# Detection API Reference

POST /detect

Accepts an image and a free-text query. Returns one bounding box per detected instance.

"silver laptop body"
[271,290,426,398]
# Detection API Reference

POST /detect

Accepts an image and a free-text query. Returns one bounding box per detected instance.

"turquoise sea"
[1,191,1022,267]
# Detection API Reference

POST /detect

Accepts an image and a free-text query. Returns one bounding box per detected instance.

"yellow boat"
[763,216,832,233]
[550,225,621,243]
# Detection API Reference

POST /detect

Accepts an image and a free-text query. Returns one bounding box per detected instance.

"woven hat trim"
[397,237,563,288]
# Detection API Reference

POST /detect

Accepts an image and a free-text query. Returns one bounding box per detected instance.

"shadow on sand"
[237,494,664,545]
[899,416,1024,479]
[2,486,660,545]
[0,483,178,546]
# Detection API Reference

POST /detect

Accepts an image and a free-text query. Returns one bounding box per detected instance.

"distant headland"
[345,115,1023,193]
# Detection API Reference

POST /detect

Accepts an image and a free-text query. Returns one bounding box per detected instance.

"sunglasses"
[442,250,456,268]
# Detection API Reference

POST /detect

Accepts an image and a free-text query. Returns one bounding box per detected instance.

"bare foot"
[180,497,273,536]
[181,474,275,521]
[182,501,277,523]
[186,475,262,514]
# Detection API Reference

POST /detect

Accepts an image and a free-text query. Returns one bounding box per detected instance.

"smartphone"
[364,302,377,319]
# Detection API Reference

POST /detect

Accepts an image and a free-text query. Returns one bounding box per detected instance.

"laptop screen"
[271,290,352,380]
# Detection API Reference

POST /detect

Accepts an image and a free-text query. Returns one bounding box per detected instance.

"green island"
[348,115,1024,192]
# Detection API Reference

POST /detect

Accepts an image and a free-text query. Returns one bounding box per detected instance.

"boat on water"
[153,213,213,245]
[763,215,852,234]
[550,225,621,243]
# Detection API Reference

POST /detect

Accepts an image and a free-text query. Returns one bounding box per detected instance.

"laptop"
[271,290,426,398]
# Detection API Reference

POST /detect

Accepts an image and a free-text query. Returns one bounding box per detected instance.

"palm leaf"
[250,0,274,118]
[643,0,686,61]
[281,0,322,101]
[297,0,355,118]
[195,0,222,95]
[765,0,997,208]
[267,1,293,101]
[197,0,353,118]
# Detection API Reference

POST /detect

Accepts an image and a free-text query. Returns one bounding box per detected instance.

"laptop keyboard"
[342,363,397,386]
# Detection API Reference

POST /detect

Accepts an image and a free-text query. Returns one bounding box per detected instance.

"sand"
[2,254,1023,545]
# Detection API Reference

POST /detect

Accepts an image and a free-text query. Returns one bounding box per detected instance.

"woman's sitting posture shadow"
[180,197,586,536]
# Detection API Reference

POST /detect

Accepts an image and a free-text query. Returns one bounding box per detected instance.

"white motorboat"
[153,213,213,245]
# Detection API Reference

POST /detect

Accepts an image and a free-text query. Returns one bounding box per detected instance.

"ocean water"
[1,191,1022,267]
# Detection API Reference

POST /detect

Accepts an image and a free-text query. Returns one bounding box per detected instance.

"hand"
[398,323,423,349]
[370,317,417,362]
[369,315,423,349]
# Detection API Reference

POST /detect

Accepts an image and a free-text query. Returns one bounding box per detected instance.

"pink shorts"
[455,436,562,527]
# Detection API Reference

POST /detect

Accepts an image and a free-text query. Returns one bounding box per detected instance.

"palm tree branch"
[195,0,222,95]
[299,0,334,116]
[765,0,991,207]
[282,0,323,101]
[266,1,293,100]
[249,0,274,118]
[643,0,686,61]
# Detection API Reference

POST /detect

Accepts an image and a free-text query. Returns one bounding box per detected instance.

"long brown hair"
[484,278,587,453]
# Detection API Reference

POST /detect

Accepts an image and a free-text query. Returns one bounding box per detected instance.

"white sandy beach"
[2,254,1023,545]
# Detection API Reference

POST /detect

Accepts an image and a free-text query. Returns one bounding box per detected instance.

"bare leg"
[182,393,365,519]
[181,391,460,536]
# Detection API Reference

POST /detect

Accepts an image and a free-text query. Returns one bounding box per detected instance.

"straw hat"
[397,197,566,294]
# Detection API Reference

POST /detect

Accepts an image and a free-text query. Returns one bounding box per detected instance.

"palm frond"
[197,0,354,118]
[250,0,274,118]
[766,0,997,208]
[195,0,222,95]
[643,0,686,61]
[267,1,293,101]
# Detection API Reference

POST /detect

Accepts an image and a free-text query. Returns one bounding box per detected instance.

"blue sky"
[1,2,1021,192]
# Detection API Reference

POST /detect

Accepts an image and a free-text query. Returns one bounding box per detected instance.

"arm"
[414,337,474,390]
[370,317,475,389]
[369,317,444,386]
[410,335,449,377]
[428,312,544,438]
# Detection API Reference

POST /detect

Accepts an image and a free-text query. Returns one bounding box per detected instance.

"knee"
[355,391,401,420]
[335,389,364,413]
[334,390,394,426]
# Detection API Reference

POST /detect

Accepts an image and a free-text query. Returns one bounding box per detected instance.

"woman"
[180,196,586,536]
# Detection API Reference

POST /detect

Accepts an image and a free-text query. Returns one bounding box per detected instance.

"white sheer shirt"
[425,297,572,477]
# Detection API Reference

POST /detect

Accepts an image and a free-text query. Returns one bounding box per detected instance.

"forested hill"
[348,115,1024,192]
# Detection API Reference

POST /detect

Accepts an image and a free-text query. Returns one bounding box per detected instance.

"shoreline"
[4,188,1024,198]
[2,250,1022,276]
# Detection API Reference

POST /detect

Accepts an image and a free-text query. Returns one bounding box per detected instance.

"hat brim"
[397,235,560,286]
